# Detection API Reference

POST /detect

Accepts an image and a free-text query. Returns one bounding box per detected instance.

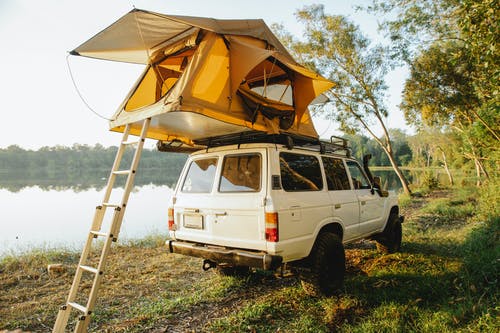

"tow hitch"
[202,259,217,271]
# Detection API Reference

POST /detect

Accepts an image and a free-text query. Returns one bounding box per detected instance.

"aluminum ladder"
[53,118,151,332]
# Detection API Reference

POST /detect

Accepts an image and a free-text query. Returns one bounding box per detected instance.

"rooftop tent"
[71,8,334,147]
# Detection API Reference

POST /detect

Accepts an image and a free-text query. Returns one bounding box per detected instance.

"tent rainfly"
[71,8,334,149]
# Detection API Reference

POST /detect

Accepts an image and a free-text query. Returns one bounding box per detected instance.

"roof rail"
[191,131,351,156]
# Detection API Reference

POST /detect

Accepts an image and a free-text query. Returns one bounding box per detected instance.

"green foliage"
[475,179,500,220]
[421,197,476,221]
[341,130,412,167]
[0,248,78,274]
[461,216,499,292]
[418,186,477,221]
[401,41,478,128]
[0,144,187,172]
[421,172,440,191]
[120,233,169,248]
[458,0,499,101]
[398,192,412,209]
[367,0,499,181]
[364,0,460,61]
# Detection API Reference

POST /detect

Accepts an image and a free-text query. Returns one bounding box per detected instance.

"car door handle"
[334,204,341,209]
[361,201,366,206]
[214,211,227,217]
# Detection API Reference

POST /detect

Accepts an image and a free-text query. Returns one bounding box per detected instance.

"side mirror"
[372,176,389,197]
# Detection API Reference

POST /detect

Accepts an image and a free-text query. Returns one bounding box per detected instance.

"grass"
[1,185,498,332]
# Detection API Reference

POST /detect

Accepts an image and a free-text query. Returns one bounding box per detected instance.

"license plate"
[183,214,204,229]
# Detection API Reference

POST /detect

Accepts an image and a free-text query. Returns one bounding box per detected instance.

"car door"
[275,151,331,258]
[322,157,360,240]
[211,151,267,250]
[174,151,268,251]
[345,160,385,236]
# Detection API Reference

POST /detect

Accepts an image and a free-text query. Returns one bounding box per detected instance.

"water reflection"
[372,170,408,192]
[0,184,174,256]
[0,168,180,193]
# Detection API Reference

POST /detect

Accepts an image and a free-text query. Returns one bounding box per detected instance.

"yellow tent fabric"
[71,8,334,146]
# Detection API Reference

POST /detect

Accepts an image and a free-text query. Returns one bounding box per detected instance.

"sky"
[0,0,409,149]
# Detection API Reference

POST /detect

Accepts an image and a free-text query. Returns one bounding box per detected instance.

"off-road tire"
[216,265,250,277]
[376,213,402,254]
[300,232,345,297]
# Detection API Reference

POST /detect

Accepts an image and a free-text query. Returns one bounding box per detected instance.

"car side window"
[219,154,261,192]
[181,157,218,193]
[346,161,371,190]
[322,157,351,191]
[280,152,323,191]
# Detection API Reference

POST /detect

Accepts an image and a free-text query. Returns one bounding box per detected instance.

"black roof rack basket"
[192,131,351,156]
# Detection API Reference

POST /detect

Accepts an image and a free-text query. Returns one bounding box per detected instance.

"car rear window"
[181,157,218,193]
[219,154,261,192]
[280,152,323,191]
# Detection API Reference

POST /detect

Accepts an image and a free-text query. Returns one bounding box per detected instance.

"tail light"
[265,212,279,242]
[168,207,175,231]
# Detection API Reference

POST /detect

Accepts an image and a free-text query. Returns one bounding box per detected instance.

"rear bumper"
[167,240,283,270]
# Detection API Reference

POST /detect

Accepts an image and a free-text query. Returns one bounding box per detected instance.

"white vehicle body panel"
[169,142,399,267]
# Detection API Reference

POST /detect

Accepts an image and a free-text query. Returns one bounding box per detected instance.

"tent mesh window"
[125,47,197,111]
[238,57,295,129]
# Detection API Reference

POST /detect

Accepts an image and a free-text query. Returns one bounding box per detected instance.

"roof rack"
[192,131,351,157]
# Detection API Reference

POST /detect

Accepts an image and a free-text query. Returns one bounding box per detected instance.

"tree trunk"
[474,159,482,187]
[340,98,412,195]
[468,146,489,186]
[440,150,454,186]
[384,146,412,195]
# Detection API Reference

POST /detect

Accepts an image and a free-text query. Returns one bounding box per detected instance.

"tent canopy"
[71,9,334,147]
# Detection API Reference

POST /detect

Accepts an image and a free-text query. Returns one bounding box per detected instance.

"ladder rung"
[90,230,108,237]
[113,170,131,175]
[102,202,120,208]
[79,265,99,274]
[122,140,140,145]
[68,302,87,314]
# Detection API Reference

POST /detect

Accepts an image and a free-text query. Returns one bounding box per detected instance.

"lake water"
[0,183,174,257]
[0,168,436,257]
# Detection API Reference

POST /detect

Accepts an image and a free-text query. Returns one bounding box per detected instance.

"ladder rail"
[111,119,150,237]
[101,124,132,205]
[53,118,151,333]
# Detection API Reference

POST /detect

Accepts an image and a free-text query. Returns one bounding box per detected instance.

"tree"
[400,40,495,184]
[458,0,499,104]
[282,5,412,194]
[367,0,499,182]
[408,128,458,186]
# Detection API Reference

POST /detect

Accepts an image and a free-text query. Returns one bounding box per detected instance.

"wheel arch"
[382,205,400,233]
[390,205,399,216]
[305,221,344,258]
[319,222,344,240]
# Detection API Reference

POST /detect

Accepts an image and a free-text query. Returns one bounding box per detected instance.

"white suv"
[166,133,403,295]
